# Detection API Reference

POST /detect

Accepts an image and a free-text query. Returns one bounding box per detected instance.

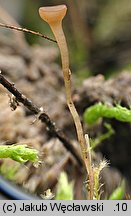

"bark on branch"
[0,72,82,167]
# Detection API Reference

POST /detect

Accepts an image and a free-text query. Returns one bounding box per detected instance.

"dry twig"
[0,72,82,167]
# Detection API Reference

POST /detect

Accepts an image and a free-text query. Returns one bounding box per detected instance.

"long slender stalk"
[39,5,94,199]
[51,24,94,199]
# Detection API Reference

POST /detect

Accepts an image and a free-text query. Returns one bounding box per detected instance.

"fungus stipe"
[39,5,94,199]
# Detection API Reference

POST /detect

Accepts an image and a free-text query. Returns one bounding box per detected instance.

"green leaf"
[55,172,74,200]
[109,180,125,200]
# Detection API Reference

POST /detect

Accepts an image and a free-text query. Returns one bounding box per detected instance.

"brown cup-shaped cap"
[39,5,67,24]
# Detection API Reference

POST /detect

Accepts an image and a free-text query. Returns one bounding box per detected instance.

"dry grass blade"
[0,23,56,43]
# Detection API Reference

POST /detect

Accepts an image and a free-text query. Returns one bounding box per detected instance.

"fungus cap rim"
[39,5,67,23]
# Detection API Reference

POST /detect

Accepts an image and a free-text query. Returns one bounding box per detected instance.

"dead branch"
[0,72,82,167]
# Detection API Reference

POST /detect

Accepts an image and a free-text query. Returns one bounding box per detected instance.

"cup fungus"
[39,5,94,199]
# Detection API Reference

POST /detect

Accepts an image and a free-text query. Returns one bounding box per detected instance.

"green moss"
[0,144,39,163]
[84,103,131,125]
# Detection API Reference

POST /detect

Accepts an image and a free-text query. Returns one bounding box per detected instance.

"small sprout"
[55,172,74,200]
[109,180,125,200]
[0,144,39,163]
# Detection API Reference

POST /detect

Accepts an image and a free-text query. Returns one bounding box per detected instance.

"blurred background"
[0,0,131,199]
[1,0,131,79]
